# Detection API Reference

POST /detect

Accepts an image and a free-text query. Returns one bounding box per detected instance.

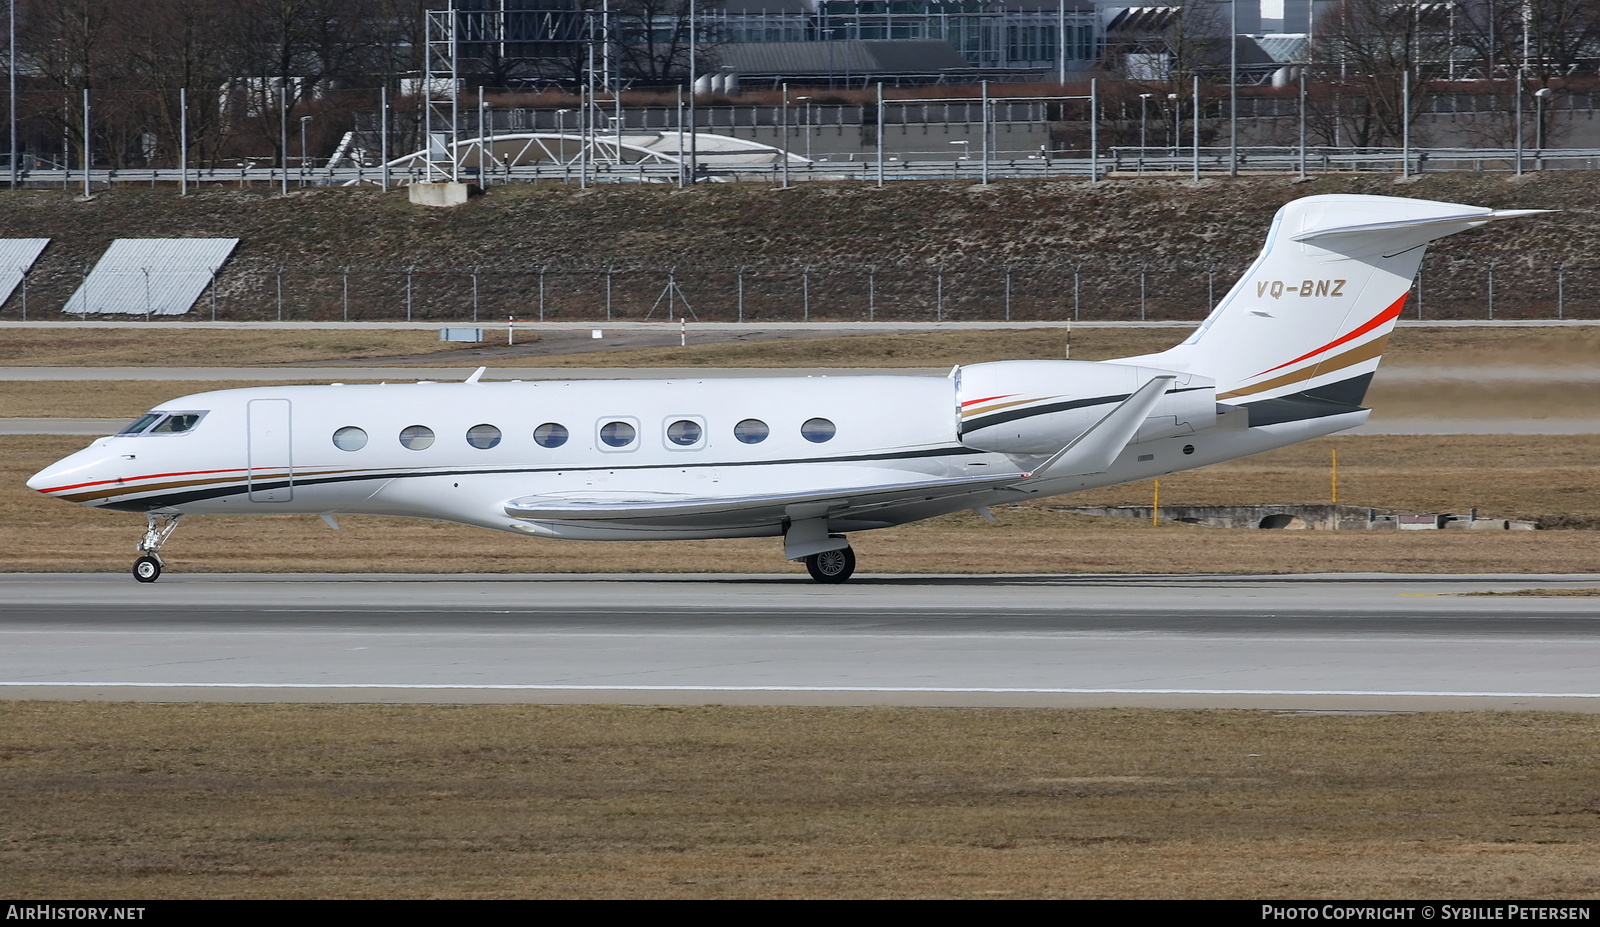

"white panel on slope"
[61,238,238,316]
[0,238,50,308]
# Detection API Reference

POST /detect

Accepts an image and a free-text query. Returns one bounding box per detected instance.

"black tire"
[133,556,162,583]
[805,544,855,584]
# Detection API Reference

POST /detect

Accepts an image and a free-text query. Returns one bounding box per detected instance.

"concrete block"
[408,182,472,207]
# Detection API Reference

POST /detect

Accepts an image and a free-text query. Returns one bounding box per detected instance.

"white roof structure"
[384,131,809,178]
[62,239,238,316]
[0,238,49,306]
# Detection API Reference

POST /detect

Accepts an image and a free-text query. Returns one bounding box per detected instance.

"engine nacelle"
[957,360,1216,455]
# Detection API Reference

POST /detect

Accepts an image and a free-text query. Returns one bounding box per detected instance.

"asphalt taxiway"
[3,572,1598,711]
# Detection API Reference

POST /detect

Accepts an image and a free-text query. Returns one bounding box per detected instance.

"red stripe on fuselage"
[36,467,249,495]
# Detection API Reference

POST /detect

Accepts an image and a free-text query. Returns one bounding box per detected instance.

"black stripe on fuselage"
[1238,373,1373,427]
[97,444,988,512]
[961,386,1211,435]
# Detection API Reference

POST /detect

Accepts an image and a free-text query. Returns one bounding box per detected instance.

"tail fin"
[1123,194,1542,424]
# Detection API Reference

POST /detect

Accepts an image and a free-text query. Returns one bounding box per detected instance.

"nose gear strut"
[133,513,182,583]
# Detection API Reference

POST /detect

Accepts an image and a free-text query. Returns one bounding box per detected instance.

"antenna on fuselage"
[464,366,487,384]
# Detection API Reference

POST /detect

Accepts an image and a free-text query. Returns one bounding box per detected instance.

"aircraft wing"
[503,469,1030,528]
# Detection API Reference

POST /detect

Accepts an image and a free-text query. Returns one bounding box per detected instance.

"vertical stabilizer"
[1121,195,1541,424]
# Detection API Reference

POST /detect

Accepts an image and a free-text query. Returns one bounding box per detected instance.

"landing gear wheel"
[132,513,182,583]
[805,543,856,584]
[133,555,163,583]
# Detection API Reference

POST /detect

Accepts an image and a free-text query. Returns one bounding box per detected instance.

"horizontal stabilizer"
[1022,375,1174,480]
[1290,205,1550,256]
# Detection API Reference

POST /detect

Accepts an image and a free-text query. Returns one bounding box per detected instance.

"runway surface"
[4,572,1599,711]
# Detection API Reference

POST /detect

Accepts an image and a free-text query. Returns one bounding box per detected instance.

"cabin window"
[734,419,769,444]
[466,423,502,449]
[332,426,368,451]
[599,420,637,449]
[533,423,568,448]
[666,419,702,447]
[399,425,436,450]
[801,417,837,443]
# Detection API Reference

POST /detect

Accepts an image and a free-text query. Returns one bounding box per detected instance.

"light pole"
[1534,86,1553,169]
[1138,92,1151,158]
[1057,0,1067,86]
[279,82,287,195]
[299,115,312,186]
[796,95,812,160]
[1514,66,1524,176]
[481,101,493,185]
[1297,67,1307,181]
[1228,0,1238,177]
[8,0,15,190]
[1168,92,1179,157]
[687,0,697,183]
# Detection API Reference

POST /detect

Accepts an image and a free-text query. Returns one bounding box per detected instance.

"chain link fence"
[14,257,1599,323]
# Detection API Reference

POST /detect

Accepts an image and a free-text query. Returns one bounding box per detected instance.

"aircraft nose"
[28,459,73,494]
[27,445,118,499]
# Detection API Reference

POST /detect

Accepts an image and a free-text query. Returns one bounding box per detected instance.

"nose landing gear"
[133,555,163,583]
[133,513,182,583]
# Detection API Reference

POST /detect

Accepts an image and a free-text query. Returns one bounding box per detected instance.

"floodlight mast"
[424,3,461,184]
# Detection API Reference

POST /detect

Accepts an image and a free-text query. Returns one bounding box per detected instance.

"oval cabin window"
[599,421,636,448]
[734,419,769,444]
[399,425,435,450]
[533,423,568,448]
[332,426,368,451]
[666,420,702,446]
[801,418,836,443]
[466,424,502,449]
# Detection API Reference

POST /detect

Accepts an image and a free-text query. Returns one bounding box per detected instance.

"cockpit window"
[149,412,206,434]
[117,413,164,436]
[117,411,208,436]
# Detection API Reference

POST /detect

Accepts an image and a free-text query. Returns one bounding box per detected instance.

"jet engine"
[956,360,1217,455]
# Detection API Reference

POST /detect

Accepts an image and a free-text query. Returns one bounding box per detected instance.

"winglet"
[1021,376,1174,480]
[465,366,487,384]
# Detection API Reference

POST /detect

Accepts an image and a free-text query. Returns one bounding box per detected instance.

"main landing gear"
[804,542,856,584]
[132,513,182,583]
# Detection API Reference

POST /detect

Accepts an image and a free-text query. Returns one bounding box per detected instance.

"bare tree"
[19,0,123,167]
[122,0,240,168]
[610,0,726,85]
[1307,0,1453,147]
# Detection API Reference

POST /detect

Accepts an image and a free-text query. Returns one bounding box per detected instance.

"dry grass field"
[0,328,477,366]
[5,323,1600,369]
[469,324,1600,369]
[3,702,1597,899]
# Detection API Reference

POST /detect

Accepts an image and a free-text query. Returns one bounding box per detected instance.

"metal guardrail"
[1105,146,1600,175]
[18,144,1600,191]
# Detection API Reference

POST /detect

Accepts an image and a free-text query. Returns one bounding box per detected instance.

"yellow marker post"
[1152,479,1160,526]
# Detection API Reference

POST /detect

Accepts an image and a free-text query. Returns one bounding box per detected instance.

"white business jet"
[28,194,1537,583]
